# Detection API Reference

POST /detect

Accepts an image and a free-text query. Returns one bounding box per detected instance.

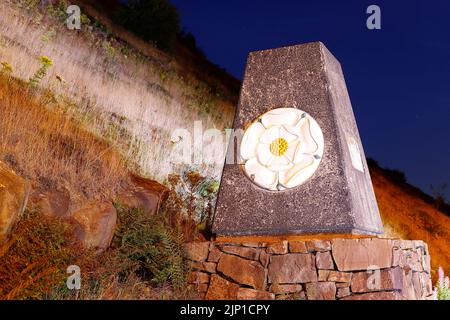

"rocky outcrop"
[118,174,169,216]
[0,162,30,243]
[186,238,433,300]
[72,202,117,251]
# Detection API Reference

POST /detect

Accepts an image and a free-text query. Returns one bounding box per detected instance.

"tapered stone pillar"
[213,42,383,236]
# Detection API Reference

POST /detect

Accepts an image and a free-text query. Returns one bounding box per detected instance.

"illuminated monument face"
[240,108,324,191]
[213,42,383,237]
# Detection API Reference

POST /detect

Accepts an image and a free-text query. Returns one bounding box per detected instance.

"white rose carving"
[240,107,324,191]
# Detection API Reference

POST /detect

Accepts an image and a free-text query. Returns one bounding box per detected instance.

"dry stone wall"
[185,238,433,300]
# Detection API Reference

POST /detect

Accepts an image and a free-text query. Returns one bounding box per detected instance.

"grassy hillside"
[371,165,450,281]
[0,0,236,182]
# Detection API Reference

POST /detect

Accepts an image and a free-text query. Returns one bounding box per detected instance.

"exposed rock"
[192,261,217,273]
[217,254,266,290]
[185,242,210,261]
[205,274,239,300]
[351,267,403,293]
[188,272,210,284]
[306,240,331,252]
[221,245,261,260]
[269,284,302,294]
[237,288,274,300]
[0,162,30,243]
[316,251,334,269]
[208,245,223,263]
[332,238,393,271]
[268,254,317,284]
[305,282,336,300]
[35,189,70,218]
[341,291,403,300]
[118,175,168,216]
[289,241,308,253]
[266,241,288,254]
[72,202,117,251]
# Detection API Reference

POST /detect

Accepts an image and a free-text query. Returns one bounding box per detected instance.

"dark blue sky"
[171,0,450,199]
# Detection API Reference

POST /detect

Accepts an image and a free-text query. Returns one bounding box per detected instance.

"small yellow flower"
[40,56,53,66]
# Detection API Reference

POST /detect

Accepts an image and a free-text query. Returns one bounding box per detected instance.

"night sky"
[171,0,450,199]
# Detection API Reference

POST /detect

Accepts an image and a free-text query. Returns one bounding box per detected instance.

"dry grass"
[0,0,236,181]
[0,74,128,201]
[372,166,450,281]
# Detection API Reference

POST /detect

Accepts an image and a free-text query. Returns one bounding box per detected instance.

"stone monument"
[213,41,383,236]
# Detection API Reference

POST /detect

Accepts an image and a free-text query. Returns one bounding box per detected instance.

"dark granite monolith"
[213,42,383,236]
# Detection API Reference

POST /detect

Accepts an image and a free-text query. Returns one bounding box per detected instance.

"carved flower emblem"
[240,108,324,191]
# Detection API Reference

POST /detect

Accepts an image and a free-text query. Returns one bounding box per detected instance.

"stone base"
[185,238,433,300]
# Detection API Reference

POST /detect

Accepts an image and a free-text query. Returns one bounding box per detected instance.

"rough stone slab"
[266,241,288,254]
[206,274,239,300]
[268,254,317,284]
[327,271,352,283]
[305,282,336,300]
[217,254,266,290]
[351,267,403,293]
[316,251,334,270]
[332,238,393,271]
[289,241,308,253]
[337,287,351,298]
[306,240,331,252]
[237,288,275,300]
[213,42,383,236]
[318,270,331,281]
[269,284,303,294]
[185,242,210,261]
[259,250,270,268]
[221,245,261,260]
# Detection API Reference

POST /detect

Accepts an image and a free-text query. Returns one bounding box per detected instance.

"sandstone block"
[289,241,308,253]
[217,254,266,290]
[185,242,210,261]
[72,202,117,251]
[268,254,317,284]
[327,271,352,283]
[316,251,334,269]
[192,261,217,273]
[305,282,336,300]
[206,274,239,300]
[266,241,288,254]
[332,238,393,271]
[221,245,261,260]
[188,272,210,284]
[336,287,351,298]
[237,288,274,300]
[208,245,223,263]
[269,284,303,294]
[306,240,331,252]
[351,267,403,293]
